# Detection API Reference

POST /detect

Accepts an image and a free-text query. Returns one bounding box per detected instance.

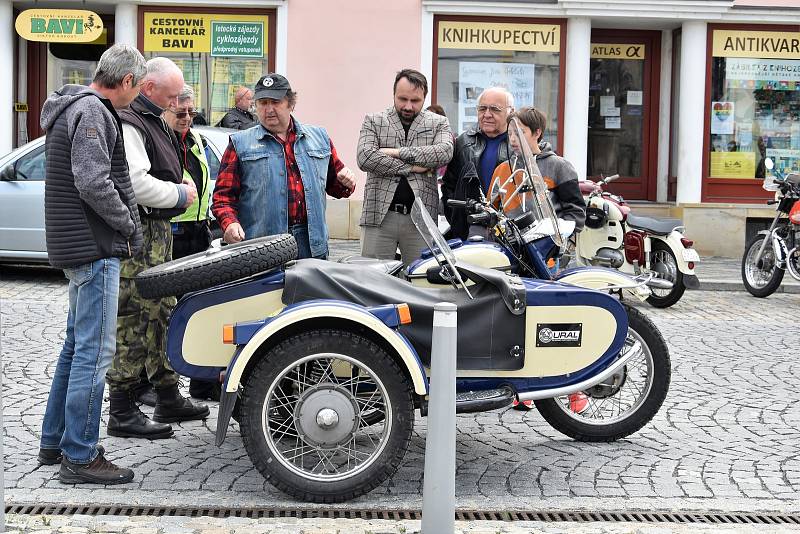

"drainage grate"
[6,503,800,525]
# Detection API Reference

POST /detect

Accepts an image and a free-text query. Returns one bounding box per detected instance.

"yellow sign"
[14,103,28,112]
[710,151,756,178]
[15,9,103,43]
[713,29,800,59]
[438,21,560,52]
[143,12,269,55]
[591,43,645,60]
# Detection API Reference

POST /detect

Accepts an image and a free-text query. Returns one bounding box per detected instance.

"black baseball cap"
[253,73,291,100]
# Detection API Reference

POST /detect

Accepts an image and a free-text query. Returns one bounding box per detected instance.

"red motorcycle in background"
[741,159,800,297]
[573,175,700,308]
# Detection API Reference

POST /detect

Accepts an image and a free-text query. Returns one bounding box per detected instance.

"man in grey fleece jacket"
[38,44,146,485]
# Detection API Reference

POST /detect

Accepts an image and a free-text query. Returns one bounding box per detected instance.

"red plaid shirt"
[212,120,353,230]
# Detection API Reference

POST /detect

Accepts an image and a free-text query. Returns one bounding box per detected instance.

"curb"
[695,279,800,294]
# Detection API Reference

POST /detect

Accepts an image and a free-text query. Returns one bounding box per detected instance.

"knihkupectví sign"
[15,9,104,43]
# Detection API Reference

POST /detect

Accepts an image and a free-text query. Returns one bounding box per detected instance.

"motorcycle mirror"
[765,158,774,171]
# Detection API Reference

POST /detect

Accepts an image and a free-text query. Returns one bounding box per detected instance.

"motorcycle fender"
[556,268,650,301]
[651,232,698,275]
[224,303,428,396]
[214,303,428,446]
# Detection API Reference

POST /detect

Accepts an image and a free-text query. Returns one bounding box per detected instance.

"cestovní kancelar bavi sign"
[15,9,104,43]
[143,12,268,57]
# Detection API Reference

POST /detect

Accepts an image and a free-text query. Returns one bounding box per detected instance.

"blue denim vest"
[230,119,331,257]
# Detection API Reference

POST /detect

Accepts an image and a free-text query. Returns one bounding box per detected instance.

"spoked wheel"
[645,242,685,308]
[239,330,414,503]
[534,305,670,442]
[742,234,785,298]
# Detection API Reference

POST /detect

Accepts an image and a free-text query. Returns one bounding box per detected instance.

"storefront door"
[587,31,660,200]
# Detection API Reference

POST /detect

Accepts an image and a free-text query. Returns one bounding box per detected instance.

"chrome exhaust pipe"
[646,278,673,290]
[516,340,640,402]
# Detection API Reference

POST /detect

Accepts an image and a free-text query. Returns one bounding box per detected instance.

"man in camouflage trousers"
[106,57,209,440]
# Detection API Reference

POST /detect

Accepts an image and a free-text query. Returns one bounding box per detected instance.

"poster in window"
[599,95,616,116]
[457,62,535,133]
[766,148,800,176]
[710,151,755,178]
[711,101,735,135]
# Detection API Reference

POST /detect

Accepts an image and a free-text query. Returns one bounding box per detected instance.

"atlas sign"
[15,9,104,43]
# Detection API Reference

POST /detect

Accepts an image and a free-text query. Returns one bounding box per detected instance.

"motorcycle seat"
[338,255,404,276]
[626,214,683,235]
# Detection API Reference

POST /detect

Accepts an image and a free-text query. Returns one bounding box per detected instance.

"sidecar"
[138,208,670,504]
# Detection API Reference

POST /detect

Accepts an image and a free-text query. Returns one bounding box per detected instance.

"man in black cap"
[212,74,356,258]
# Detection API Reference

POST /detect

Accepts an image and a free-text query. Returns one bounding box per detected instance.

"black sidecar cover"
[282,259,527,370]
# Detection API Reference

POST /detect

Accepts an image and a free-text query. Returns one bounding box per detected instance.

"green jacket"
[172,129,210,223]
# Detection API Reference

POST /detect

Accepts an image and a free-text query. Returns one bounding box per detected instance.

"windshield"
[488,118,563,248]
[410,199,473,298]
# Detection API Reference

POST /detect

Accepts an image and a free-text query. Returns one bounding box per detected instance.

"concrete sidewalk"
[687,256,799,294]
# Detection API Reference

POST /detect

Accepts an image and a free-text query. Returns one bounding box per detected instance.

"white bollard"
[421,302,457,534]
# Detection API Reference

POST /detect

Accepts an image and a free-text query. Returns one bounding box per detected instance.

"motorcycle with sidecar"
[135,129,672,505]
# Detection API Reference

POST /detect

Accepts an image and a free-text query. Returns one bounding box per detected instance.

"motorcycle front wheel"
[645,241,685,308]
[534,305,670,442]
[741,234,784,298]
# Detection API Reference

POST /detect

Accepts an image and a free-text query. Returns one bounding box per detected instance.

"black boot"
[132,369,155,407]
[108,390,174,439]
[153,384,210,423]
[189,378,221,401]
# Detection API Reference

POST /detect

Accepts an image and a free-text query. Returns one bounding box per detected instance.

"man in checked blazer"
[357,69,454,265]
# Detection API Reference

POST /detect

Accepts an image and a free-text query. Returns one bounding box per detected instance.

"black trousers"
[173,220,217,396]
[172,220,212,260]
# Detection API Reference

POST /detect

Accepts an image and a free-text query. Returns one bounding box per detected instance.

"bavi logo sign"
[15,9,104,43]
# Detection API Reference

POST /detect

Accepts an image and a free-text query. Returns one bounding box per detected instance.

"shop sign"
[143,12,268,55]
[713,29,800,59]
[211,21,263,57]
[438,21,560,52]
[14,103,28,112]
[725,57,800,89]
[15,9,103,43]
[591,43,645,60]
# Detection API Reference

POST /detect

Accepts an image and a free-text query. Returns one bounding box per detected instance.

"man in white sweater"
[106,57,210,440]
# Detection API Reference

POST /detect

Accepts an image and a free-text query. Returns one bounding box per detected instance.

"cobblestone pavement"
[1,246,800,531]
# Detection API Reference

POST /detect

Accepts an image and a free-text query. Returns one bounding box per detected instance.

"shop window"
[434,17,564,147]
[708,28,800,181]
[141,9,274,126]
[46,30,109,97]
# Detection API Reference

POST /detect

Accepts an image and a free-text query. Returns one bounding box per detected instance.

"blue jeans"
[291,224,327,260]
[40,258,120,464]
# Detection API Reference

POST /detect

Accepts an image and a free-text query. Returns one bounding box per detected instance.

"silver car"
[0,126,232,264]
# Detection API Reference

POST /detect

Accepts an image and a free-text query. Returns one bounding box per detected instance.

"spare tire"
[135,234,298,299]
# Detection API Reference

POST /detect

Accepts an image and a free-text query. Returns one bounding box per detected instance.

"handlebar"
[446,198,483,214]
[600,174,620,185]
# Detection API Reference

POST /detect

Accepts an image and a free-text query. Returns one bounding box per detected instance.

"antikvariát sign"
[143,12,268,56]
[713,29,800,59]
[591,43,645,60]
[438,21,560,52]
[15,9,103,43]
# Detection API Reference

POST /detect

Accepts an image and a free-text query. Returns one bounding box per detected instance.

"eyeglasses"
[168,108,198,119]
[476,105,509,115]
